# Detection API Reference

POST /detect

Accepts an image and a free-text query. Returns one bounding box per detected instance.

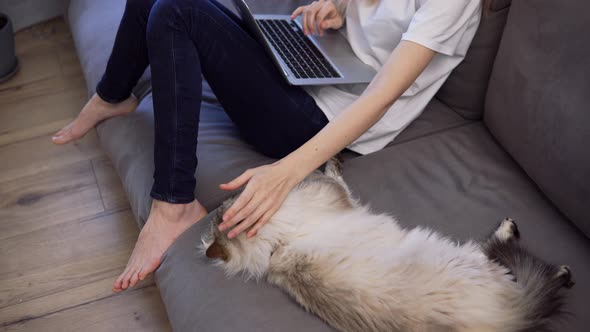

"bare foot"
[52,93,138,144]
[112,199,208,292]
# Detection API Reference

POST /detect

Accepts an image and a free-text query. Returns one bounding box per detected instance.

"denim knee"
[147,0,213,31]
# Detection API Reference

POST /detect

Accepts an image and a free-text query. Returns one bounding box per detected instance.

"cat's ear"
[206,241,228,261]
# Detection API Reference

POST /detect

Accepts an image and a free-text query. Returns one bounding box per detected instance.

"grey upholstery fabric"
[485,0,590,237]
[434,0,511,120]
[66,0,590,331]
[158,123,590,331]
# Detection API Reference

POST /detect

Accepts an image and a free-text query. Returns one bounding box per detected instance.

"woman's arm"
[284,40,435,179]
[219,41,436,238]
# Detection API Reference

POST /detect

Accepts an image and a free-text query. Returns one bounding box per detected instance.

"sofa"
[66,0,590,330]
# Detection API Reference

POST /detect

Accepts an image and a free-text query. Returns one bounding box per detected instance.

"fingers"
[219,170,253,191]
[302,5,311,35]
[301,1,322,35]
[247,205,278,238]
[220,186,256,230]
[296,0,342,36]
[308,1,320,35]
[228,201,271,238]
[291,6,304,19]
[315,2,332,36]
[321,16,342,31]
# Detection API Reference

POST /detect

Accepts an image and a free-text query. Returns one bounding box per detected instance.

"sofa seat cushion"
[156,122,590,331]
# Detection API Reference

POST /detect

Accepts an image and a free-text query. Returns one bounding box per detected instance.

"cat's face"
[203,208,233,262]
[202,200,277,279]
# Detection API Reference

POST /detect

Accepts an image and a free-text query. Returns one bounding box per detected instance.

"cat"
[202,158,574,332]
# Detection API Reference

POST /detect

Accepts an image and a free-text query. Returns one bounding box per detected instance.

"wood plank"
[0,160,104,240]
[0,17,169,331]
[92,157,130,211]
[14,19,72,55]
[57,39,85,78]
[0,18,86,106]
[0,47,61,92]
[0,273,156,327]
[0,210,143,323]
[0,131,104,183]
[1,286,170,332]
[0,88,87,146]
[0,72,86,106]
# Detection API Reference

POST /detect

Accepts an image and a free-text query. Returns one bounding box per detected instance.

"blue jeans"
[96,0,329,204]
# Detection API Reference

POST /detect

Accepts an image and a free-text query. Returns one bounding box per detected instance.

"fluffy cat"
[202,158,574,332]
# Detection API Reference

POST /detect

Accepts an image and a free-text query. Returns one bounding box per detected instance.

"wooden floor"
[0,18,171,331]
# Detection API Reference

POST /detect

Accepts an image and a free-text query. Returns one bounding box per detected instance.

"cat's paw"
[494,218,520,242]
[555,265,575,289]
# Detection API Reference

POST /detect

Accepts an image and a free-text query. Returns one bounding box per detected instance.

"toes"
[113,269,129,292]
[52,130,73,144]
[138,257,161,281]
[54,128,66,137]
[121,268,136,290]
[129,270,140,288]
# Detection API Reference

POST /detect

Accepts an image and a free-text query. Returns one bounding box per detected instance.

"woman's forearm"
[282,41,436,180]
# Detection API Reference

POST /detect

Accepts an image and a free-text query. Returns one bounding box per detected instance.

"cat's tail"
[482,218,574,332]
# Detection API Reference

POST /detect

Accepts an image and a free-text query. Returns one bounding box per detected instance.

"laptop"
[231,0,377,86]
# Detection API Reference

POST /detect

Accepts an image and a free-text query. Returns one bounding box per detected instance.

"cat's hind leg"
[555,265,575,289]
[480,218,574,331]
[493,218,520,242]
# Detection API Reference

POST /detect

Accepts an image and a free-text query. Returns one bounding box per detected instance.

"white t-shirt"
[303,0,482,155]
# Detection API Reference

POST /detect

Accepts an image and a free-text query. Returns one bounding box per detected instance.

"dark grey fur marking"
[481,219,574,332]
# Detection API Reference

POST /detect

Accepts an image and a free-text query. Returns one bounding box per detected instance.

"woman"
[53,0,484,292]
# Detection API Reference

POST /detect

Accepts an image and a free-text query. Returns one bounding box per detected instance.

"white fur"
[202,173,535,331]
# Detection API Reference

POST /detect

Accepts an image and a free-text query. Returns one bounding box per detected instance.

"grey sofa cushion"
[157,123,590,331]
[484,0,590,237]
[435,0,511,120]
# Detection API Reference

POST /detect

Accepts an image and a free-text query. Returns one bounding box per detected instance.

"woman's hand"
[218,161,302,239]
[291,0,344,36]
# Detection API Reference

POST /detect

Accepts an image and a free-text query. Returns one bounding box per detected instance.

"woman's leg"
[53,0,156,144]
[113,0,328,291]
[149,0,327,203]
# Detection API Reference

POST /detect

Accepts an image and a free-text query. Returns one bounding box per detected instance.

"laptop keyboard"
[257,19,341,79]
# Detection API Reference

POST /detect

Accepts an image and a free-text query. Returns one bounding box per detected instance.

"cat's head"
[201,198,280,280]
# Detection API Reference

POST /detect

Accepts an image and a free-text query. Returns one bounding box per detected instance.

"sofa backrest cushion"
[435,0,511,120]
[485,0,590,237]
